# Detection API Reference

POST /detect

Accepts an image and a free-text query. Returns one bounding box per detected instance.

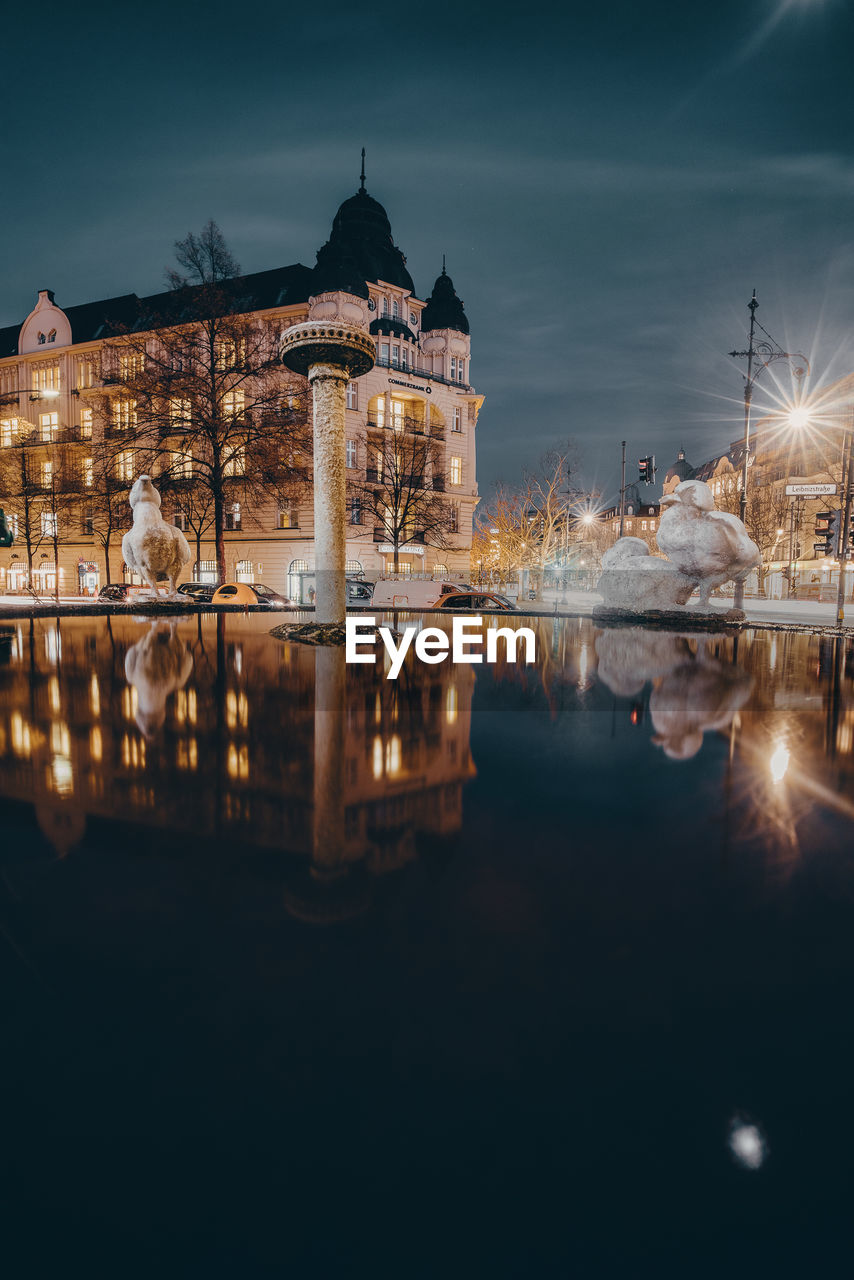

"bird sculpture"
[124,620,194,737]
[657,479,760,607]
[121,475,191,599]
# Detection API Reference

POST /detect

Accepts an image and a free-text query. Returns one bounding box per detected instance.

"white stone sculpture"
[124,620,194,737]
[657,480,760,607]
[121,475,191,598]
[596,479,760,614]
[595,627,754,759]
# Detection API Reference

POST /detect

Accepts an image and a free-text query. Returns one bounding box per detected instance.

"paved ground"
[505,587,851,628]
[0,590,850,629]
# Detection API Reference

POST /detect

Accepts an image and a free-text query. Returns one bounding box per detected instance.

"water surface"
[0,614,851,1270]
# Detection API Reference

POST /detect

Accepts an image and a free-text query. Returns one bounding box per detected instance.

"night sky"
[2,0,852,500]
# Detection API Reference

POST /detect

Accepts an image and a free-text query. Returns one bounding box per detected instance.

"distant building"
[0,175,482,597]
[598,482,662,553]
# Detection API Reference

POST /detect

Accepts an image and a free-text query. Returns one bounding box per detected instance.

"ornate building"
[0,175,482,599]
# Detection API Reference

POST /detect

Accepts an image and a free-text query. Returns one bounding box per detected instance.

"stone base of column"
[269,621,348,646]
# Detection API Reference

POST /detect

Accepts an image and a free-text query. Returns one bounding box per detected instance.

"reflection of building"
[0,616,476,883]
[0,173,482,597]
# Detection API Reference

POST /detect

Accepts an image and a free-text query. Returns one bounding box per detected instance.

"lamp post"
[728,291,809,609]
[789,405,854,629]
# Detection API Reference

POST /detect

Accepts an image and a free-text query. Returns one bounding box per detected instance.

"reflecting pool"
[1,614,852,1269]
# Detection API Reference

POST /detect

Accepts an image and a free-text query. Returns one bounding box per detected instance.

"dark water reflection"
[1,613,853,1268]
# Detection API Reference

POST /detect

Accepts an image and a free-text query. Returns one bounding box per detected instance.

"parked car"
[370,579,465,609]
[97,583,132,602]
[346,578,375,605]
[432,592,518,611]
[177,581,218,603]
[211,582,290,607]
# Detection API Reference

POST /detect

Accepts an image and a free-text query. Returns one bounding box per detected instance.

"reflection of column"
[308,363,349,625]
[313,645,346,871]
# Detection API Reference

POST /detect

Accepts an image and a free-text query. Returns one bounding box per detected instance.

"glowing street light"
[788,400,854,628]
[729,291,809,609]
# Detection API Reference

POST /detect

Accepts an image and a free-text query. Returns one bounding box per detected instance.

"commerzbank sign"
[388,376,431,394]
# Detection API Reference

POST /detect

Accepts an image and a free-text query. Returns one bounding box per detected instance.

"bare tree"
[350,428,458,572]
[715,463,790,594]
[100,222,311,583]
[475,444,579,596]
[0,422,80,597]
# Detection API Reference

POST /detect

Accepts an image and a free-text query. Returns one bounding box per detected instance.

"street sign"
[786,482,837,496]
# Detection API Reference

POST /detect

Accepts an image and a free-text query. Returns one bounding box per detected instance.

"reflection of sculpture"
[121,475,191,598]
[124,620,194,736]
[597,479,760,614]
[657,480,760,607]
[595,627,753,759]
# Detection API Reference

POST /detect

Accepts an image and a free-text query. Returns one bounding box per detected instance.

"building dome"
[421,264,469,335]
[312,175,415,295]
[664,448,694,485]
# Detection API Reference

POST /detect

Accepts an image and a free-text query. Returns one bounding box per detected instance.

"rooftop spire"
[359,147,366,192]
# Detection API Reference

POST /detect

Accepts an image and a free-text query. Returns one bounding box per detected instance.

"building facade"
[0,179,482,600]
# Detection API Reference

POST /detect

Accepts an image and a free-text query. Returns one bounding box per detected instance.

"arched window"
[48,329,56,343]
[433,563,449,578]
[345,560,362,574]
[37,332,46,345]
[235,559,254,582]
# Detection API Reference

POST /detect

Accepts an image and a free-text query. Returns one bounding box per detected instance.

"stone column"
[308,362,349,623]
[281,317,375,627]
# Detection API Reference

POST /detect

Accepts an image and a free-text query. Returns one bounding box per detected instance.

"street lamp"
[729,290,809,609]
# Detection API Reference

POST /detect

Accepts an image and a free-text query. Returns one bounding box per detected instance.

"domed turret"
[311,154,414,295]
[421,262,469,335]
[664,448,694,486]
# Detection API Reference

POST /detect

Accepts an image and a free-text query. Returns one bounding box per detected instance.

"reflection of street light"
[769,741,790,784]
[729,291,809,609]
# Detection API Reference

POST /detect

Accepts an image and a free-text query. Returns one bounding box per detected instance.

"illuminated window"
[226,689,249,727]
[374,399,386,429]
[346,440,357,468]
[278,506,298,529]
[89,726,103,762]
[391,400,405,431]
[112,399,137,431]
[227,742,249,780]
[40,460,54,488]
[39,412,59,442]
[90,674,100,716]
[446,685,458,725]
[224,444,245,476]
[449,456,462,486]
[176,738,198,770]
[80,407,93,438]
[77,359,94,390]
[83,457,93,487]
[216,338,246,369]
[452,407,462,432]
[170,397,191,427]
[171,450,192,478]
[235,561,253,585]
[82,507,94,535]
[118,351,144,379]
[32,364,60,393]
[223,389,245,417]
[346,560,362,574]
[225,503,242,531]
[173,512,188,531]
[0,418,16,446]
[346,382,358,410]
[116,450,134,482]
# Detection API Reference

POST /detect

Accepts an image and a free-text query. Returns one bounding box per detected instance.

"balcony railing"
[375,357,472,391]
[366,414,428,436]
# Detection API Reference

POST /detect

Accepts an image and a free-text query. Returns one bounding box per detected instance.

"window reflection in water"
[0,616,850,897]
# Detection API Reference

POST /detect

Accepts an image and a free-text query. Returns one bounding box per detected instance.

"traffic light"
[638,455,656,485]
[814,510,841,557]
